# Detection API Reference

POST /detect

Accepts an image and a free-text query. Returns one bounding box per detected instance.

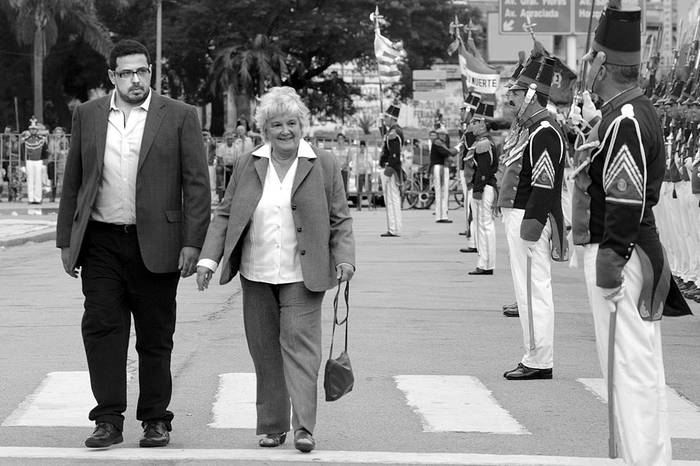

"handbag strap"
[329,280,350,357]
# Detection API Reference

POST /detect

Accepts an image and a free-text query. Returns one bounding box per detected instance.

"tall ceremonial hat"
[383,104,400,120]
[462,91,481,112]
[472,100,495,120]
[591,4,641,66]
[509,55,556,98]
[28,116,39,130]
[665,79,685,105]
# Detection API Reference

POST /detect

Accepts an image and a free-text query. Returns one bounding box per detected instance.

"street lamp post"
[155,0,162,94]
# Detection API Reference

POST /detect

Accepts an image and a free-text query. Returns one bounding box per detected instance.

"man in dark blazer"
[56,39,210,449]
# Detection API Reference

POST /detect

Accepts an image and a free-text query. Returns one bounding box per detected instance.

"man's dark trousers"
[80,221,179,431]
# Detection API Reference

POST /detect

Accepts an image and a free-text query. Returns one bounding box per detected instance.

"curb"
[0,229,56,248]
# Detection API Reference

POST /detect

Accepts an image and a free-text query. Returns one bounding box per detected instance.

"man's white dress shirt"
[91,90,151,225]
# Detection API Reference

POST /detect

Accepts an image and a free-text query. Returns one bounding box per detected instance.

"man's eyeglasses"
[114,67,151,80]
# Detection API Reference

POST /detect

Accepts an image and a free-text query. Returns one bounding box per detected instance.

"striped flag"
[457,35,500,94]
[375,30,406,84]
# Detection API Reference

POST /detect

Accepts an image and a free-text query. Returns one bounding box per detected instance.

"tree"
[210,33,287,129]
[1,0,114,123]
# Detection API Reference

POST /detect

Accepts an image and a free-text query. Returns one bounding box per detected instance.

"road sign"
[500,0,645,35]
[499,0,572,35]
[573,0,644,33]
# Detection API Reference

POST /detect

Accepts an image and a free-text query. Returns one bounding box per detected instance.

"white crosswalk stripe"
[209,372,258,429]
[578,378,700,439]
[394,375,528,434]
[2,371,95,427]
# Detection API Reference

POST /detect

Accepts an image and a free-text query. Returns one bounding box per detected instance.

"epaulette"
[474,138,492,153]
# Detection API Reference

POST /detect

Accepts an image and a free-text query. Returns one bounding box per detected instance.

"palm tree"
[210,33,288,129]
[1,0,114,123]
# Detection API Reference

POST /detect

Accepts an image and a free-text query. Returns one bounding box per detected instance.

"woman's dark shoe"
[294,429,315,453]
[259,432,286,448]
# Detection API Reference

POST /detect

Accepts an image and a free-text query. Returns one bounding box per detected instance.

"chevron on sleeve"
[531,149,556,189]
[603,143,644,205]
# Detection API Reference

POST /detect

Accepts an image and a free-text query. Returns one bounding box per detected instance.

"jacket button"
[297,227,302,232]
[300,250,306,255]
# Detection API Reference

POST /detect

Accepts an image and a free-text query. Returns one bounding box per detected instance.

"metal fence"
[0,132,71,202]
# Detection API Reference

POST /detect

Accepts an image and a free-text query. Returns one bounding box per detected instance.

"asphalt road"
[0,208,698,465]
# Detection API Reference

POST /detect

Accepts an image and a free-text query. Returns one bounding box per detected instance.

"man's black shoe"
[503,308,520,317]
[459,231,467,236]
[139,420,170,448]
[503,363,552,380]
[380,232,399,237]
[294,429,315,453]
[85,422,123,448]
[259,432,287,447]
[436,219,453,223]
[460,247,478,253]
[468,267,493,275]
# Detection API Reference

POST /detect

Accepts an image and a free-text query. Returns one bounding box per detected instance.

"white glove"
[523,239,537,257]
[600,279,625,304]
[568,103,583,126]
[581,91,601,124]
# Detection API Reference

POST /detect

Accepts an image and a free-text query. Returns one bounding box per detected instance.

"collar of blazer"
[94,90,168,175]
[252,139,322,197]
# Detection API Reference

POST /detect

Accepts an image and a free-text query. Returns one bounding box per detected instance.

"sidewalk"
[0,201,59,248]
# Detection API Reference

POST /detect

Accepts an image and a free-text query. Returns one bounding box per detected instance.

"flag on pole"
[374,30,406,84]
[457,35,500,94]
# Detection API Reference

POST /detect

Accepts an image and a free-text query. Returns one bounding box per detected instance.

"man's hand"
[523,239,537,257]
[60,247,79,278]
[196,265,213,291]
[336,263,355,283]
[600,278,625,304]
[178,246,201,278]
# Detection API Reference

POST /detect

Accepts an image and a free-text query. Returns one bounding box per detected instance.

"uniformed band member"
[458,92,480,252]
[379,104,403,237]
[465,101,499,275]
[22,117,48,204]
[430,126,454,223]
[571,5,692,464]
[499,55,568,380]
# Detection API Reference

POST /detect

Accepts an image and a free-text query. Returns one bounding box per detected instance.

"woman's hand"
[196,266,213,291]
[336,263,355,282]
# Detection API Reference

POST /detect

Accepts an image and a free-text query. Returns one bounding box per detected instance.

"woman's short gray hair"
[255,86,310,143]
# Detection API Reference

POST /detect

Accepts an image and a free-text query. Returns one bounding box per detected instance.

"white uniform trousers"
[433,164,449,220]
[583,244,671,466]
[654,182,675,274]
[675,181,698,282]
[380,171,402,235]
[465,187,476,248]
[25,159,44,203]
[475,185,496,270]
[503,208,554,369]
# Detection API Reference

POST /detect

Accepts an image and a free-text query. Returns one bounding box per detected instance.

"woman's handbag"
[323,281,354,401]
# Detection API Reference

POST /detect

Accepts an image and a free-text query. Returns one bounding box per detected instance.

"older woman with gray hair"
[196,86,355,452]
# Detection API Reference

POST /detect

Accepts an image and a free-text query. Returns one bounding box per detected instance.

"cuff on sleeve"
[595,247,626,288]
[197,258,218,273]
[520,217,545,242]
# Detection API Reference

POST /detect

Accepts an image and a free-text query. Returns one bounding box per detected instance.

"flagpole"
[371,4,385,117]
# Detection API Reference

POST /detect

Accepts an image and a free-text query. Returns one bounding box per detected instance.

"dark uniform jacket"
[22,136,48,162]
[379,125,404,182]
[571,87,691,320]
[470,135,499,199]
[498,109,568,262]
[429,140,451,167]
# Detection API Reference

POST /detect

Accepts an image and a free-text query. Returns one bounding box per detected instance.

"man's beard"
[119,85,148,105]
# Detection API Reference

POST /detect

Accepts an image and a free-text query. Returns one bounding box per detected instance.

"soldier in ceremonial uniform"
[458,92,480,252]
[498,55,569,380]
[22,117,48,204]
[379,104,403,237]
[570,6,692,464]
[465,101,499,275]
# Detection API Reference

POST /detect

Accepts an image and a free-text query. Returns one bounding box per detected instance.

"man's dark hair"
[605,63,640,85]
[109,39,150,69]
